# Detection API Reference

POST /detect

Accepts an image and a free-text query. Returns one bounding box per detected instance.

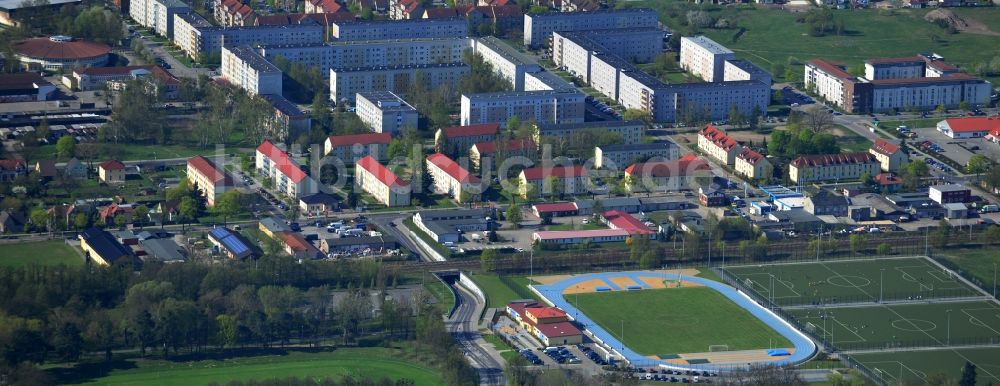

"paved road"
[448,282,506,386]
[369,213,425,260]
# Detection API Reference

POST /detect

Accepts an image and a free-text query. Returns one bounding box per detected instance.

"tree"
[505,204,522,229]
[960,361,977,386]
[936,104,947,115]
[803,107,835,133]
[73,212,89,230]
[639,249,659,269]
[214,190,243,224]
[132,205,148,229]
[480,248,499,272]
[56,136,76,159]
[505,354,535,386]
[179,196,199,228]
[967,154,991,182]
[959,100,971,111]
[932,219,951,249]
[901,161,930,191]
[984,226,1000,246]
[52,322,83,361]
[876,243,891,256]
[623,108,651,127]
[849,234,865,255]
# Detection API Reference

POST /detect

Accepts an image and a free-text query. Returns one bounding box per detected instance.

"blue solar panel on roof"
[210,227,229,238]
[220,234,248,254]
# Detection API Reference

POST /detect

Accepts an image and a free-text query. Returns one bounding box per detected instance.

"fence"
[751,288,983,308]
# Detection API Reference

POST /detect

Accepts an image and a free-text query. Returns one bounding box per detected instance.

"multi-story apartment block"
[471,36,541,91]
[697,124,742,165]
[723,59,772,86]
[331,17,467,40]
[805,55,992,113]
[258,37,469,79]
[255,140,320,198]
[260,93,312,141]
[254,12,356,42]
[460,90,585,126]
[324,132,391,162]
[330,62,469,102]
[523,8,658,47]
[788,153,880,184]
[221,45,282,95]
[595,142,678,170]
[518,165,589,199]
[734,148,771,181]
[173,13,324,59]
[535,121,644,146]
[679,36,735,82]
[580,28,663,64]
[469,138,535,173]
[186,155,233,206]
[130,0,190,39]
[355,91,418,134]
[434,123,500,156]
[426,153,480,202]
[869,138,907,172]
[355,155,410,207]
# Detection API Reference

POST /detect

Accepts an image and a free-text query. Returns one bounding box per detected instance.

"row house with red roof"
[215,0,256,26]
[186,156,234,206]
[601,210,656,239]
[255,140,320,198]
[434,123,500,156]
[788,153,880,184]
[868,138,907,172]
[425,153,480,203]
[323,133,390,162]
[517,165,587,199]
[734,147,772,181]
[623,154,711,193]
[697,124,742,166]
[355,156,410,207]
[469,138,535,173]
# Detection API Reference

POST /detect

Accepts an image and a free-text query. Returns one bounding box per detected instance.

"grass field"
[423,280,456,314]
[52,347,441,386]
[573,287,791,355]
[851,347,1000,385]
[0,240,83,267]
[834,125,874,153]
[471,274,539,309]
[938,248,1000,298]
[788,300,1000,350]
[723,257,980,306]
[625,2,1000,84]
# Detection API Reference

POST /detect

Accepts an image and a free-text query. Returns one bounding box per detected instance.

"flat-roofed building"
[470,36,541,91]
[0,73,56,102]
[734,148,772,181]
[680,36,735,82]
[324,132,391,162]
[532,229,630,245]
[130,0,190,39]
[595,142,678,170]
[697,124,742,165]
[355,155,410,207]
[173,13,324,59]
[355,90,418,135]
[460,89,585,126]
[535,120,644,146]
[425,153,480,202]
[68,65,179,99]
[186,155,234,206]
[723,59,772,86]
[523,8,658,47]
[260,93,312,141]
[331,17,467,40]
[221,45,282,95]
[330,62,469,102]
[929,184,970,204]
[788,153,880,184]
[434,123,500,156]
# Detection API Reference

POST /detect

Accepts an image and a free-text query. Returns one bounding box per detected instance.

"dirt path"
[925,9,1000,37]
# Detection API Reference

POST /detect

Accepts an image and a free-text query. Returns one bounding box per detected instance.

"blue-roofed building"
[79,228,134,266]
[208,227,262,260]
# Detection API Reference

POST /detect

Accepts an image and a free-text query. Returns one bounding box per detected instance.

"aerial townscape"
[2,0,1000,384]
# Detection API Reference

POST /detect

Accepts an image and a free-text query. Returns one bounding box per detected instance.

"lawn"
[938,247,1000,299]
[787,300,1000,350]
[423,280,456,314]
[574,287,791,355]
[878,118,945,130]
[833,125,874,153]
[625,2,1000,84]
[52,347,441,386]
[28,143,225,162]
[545,222,605,231]
[0,240,83,267]
[851,347,1000,385]
[470,274,540,309]
[722,257,979,306]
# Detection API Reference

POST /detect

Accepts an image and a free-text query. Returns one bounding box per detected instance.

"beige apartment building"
[788,153,880,184]
[355,155,410,207]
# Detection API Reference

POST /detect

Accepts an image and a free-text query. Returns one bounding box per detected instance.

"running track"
[530,271,817,371]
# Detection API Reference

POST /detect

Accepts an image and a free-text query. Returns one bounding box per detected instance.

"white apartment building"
[330,62,469,102]
[788,153,880,184]
[734,148,772,181]
[173,13,324,59]
[324,133,391,162]
[460,90,585,126]
[331,17,467,41]
[255,140,320,198]
[536,121,644,146]
[221,45,282,95]
[471,36,541,91]
[582,29,663,64]
[697,124,742,165]
[680,36,735,82]
[869,76,991,113]
[595,142,678,170]
[804,59,854,111]
[724,59,772,85]
[426,153,480,202]
[523,8,658,47]
[130,0,190,39]
[355,155,411,207]
[259,38,471,79]
[355,91,418,135]
[864,57,925,80]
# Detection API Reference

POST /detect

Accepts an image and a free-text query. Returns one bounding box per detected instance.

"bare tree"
[803,106,835,134]
[717,365,809,386]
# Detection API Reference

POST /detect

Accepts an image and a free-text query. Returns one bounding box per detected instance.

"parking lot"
[912,126,981,166]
